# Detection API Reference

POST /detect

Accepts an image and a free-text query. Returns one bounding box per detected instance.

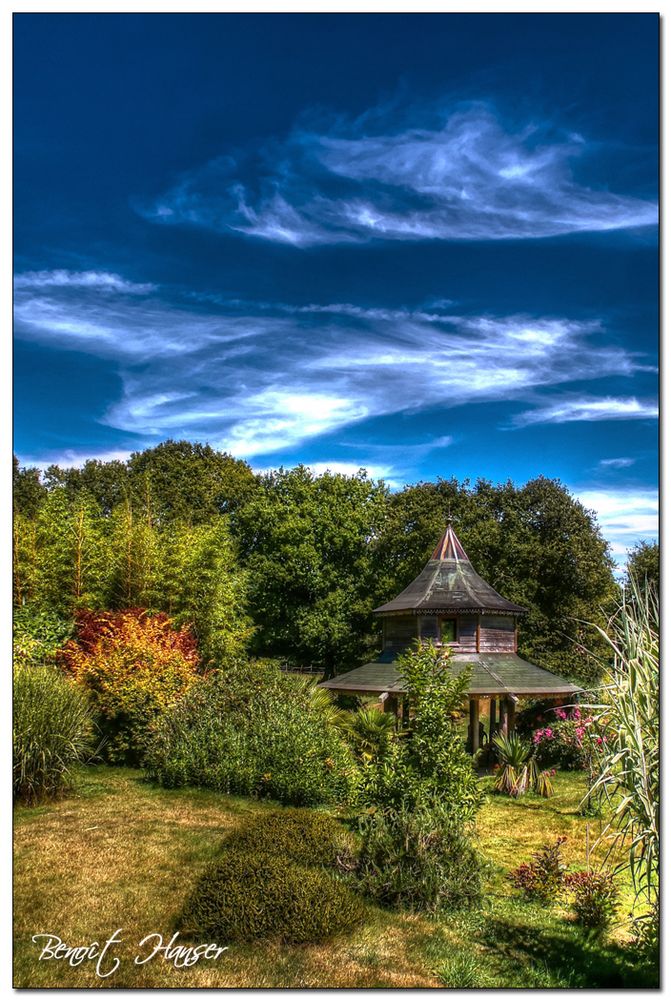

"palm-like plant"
[341,706,397,761]
[492,731,552,798]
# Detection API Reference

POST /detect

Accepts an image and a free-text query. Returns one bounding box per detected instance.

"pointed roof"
[374,522,527,616]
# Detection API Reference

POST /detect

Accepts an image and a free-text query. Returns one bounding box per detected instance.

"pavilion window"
[440,618,457,644]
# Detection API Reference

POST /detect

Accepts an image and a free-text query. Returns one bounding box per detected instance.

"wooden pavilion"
[320,522,580,753]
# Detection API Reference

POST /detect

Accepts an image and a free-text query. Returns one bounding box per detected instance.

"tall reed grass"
[13,664,95,804]
[586,580,658,922]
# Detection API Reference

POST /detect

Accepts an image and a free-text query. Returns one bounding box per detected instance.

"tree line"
[14,439,657,684]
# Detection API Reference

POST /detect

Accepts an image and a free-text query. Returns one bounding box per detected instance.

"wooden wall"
[382,612,517,654]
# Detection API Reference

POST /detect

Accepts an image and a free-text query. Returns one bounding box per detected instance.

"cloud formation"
[14,270,156,294]
[513,396,658,427]
[13,270,652,462]
[577,487,658,563]
[143,103,658,246]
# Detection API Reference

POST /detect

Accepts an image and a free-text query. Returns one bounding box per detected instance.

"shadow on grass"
[480,916,659,988]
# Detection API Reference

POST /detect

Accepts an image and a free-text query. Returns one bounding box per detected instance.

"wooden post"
[469,698,480,754]
[489,697,498,741]
[500,698,509,736]
[507,696,517,734]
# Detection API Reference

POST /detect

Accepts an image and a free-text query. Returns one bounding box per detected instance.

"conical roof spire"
[374,521,527,616]
[430,521,469,561]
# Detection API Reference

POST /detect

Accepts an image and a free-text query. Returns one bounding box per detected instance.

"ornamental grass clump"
[13,664,95,804]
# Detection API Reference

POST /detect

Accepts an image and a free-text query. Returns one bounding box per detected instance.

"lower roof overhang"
[319,653,581,699]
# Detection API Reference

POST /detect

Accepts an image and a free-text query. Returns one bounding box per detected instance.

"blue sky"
[13,13,658,566]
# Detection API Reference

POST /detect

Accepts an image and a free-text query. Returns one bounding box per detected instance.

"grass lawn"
[13,767,656,988]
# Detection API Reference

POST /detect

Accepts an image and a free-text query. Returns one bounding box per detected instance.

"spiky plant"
[492,732,552,798]
[585,579,658,931]
[340,705,397,761]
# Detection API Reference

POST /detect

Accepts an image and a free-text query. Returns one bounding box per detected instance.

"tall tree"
[13,456,46,517]
[127,440,257,522]
[232,465,389,676]
[626,541,659,592]
[158,518,253,665]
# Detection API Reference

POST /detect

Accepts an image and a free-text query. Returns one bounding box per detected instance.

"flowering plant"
[531,706,603,771]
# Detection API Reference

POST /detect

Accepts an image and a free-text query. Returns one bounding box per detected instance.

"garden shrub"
[13,606,73,668]
[530,706,604,771]
[356,801,483,914]
[13,664,94,804]
[222,808,357,871]
[564,870,619,932]
[179,849,366,943]
[508,837,567,902]
[145,662,358,806]
[60,608,200,765]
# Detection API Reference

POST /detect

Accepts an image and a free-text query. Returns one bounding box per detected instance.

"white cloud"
[18,448,134,472]
[598,457,635,469]
[513,396,658,427]
[577,488,658,567]
[14,270,156,294]
[13,273,651,461]
[143,102,657,246]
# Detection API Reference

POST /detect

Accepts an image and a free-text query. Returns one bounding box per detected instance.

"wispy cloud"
[513,396,658,427]
[142,102,658,246]
[13,271,650,461]
[598,457,635,469]
[14,270,157,294]
[577,487,658,565]
[18,448,135,472]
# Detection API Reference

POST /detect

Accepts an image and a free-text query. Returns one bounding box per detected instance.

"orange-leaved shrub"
[60,608,201,765]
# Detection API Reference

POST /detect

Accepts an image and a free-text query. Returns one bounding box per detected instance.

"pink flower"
[555,708,567,720]
[596,736,603,745]
[572,708,582,721]
[544,727,554,739]
[576,727,586,739]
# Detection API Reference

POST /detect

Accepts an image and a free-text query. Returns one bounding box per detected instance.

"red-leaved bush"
[60,608,201,765]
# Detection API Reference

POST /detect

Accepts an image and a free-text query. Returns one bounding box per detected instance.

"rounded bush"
[180,849,366,943]
[223,808,357,871]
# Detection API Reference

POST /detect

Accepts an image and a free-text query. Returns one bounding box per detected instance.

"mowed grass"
[13,767,656,988]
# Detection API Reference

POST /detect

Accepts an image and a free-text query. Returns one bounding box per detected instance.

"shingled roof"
[374,522,527,617]
[320,653,581,698]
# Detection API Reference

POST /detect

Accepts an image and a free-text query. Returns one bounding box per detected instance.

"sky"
[13,13,659,567]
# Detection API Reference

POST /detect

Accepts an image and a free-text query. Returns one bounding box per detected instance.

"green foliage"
[179,849,366,943]
[586,580,659,925]
[231,465,389,675]
[508,837,567,902]
[158,518,253,664]
[13,606,73,667]
[626,541,659,593]
[13,664,94,803]
[356,801,483,914]
[33,487,112,612]
[221,808,357,871]
[361,642,482,821]
[13,455,46,517]
[564,870,619,933]
[145,662,358,805]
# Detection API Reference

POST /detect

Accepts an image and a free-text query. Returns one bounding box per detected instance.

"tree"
[13,455,46,517]
[127,440,257,523]
[31,488,112,613]
[231,465,389,676]
[158,518,253,665]
[626,541,659,593]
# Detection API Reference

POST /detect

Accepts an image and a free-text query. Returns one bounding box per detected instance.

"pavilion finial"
[430,521,470,562]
